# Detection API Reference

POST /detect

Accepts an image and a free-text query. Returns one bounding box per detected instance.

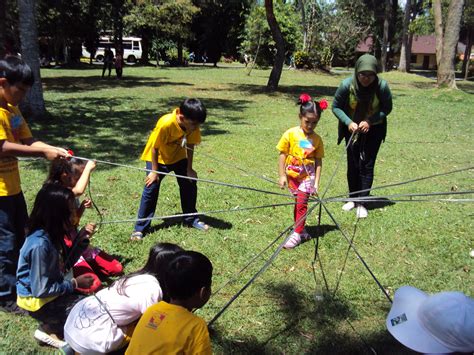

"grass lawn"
[0,64,473,354]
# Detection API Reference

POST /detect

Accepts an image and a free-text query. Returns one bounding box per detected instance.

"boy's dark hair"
[116,242,184,300]
[180,98,206,123]
[0,55,34,86]
[164,250,212,300]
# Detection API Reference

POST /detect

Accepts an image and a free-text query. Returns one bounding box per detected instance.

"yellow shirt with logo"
[0,105,33,196]
[276,126,324,166]
[126,301,212,355]
[140,109,201,165]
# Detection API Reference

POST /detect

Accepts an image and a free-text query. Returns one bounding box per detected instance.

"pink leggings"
[293,191,310,234]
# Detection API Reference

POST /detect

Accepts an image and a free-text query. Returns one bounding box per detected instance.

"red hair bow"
[318,99,329,111]
[299,93,312,104]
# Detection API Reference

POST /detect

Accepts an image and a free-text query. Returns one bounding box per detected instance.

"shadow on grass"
[29,96,252,169]
[210,282,413,353]
[305,224,338,239]
[42,75,194,93]
[366,197,396,211]
[228,83,339,100]
[146,214,232,235]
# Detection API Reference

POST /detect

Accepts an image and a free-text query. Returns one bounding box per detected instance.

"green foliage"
[294,50,310,69]
[190,0,252,64]
[241,1,301,66]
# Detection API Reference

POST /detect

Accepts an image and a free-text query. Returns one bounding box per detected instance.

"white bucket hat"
[386,286,474,353]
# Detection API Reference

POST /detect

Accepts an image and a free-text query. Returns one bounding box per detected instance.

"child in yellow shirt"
[126,250,213,355]
[131,99,209,240]
[276,93,327,249]
[0,56,68,313]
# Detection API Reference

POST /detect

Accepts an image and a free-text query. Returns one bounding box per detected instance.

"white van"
[82,36,143,63]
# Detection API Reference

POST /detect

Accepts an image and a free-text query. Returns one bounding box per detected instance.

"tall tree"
[265,0,286,91]
[17,0,45,118]
[434,0,465,88]
[398,0,411,72]
[0,0,6,57]
[191,0,251,66]
[460,0,474,78]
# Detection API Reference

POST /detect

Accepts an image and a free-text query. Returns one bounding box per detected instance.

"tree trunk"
[0,0,6,57]
[399,0,411,72]
[17,0,46,119]
[433,0,444,69]
[381,0,391,72]
[265,0,286,91]
[461,27,473,79]
[437,0,465,88]
[298,0,308,51]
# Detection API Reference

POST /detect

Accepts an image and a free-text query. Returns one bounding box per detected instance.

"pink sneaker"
[284,232,301,249]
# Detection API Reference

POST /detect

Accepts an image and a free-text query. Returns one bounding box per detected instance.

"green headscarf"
[351,54,379,122]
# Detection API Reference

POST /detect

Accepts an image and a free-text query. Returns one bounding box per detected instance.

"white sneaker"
[34,329,66,348]
[284,232,301,249]
[356,205,368,219]
[342,201,355,211]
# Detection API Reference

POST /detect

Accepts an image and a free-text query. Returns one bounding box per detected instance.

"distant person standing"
[244,53,250,67]
[115,48,124,79]
[102,47,114,78]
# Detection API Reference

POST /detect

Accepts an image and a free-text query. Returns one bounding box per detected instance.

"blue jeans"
[134,160,198,233]
[0,193,28,301]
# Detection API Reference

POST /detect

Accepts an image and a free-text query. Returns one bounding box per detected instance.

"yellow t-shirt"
[0,105,33,196]
[276,126,324,166]
[140,109,201,165]
[126,301,212,355]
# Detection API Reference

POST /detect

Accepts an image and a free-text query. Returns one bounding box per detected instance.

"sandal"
[190,219,209,231]
[130,231,144,241]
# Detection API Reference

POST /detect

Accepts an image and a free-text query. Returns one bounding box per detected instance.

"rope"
[98,202,296,225]
[326,166,474,201]
[72,156,294,200]
[208,203,320,326]
[321,203,392,303]
[184,145,278,186]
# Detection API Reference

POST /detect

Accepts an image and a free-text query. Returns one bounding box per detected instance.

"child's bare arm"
[278,153,288,189]
[145,148,159,187]
[186,144,197,179]
[0,140,68,160]
[72,160,96,196]
[314,158,322,193]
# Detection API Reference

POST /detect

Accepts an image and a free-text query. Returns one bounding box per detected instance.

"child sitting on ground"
[64,242,183,354]
[277,93,327,249]
[16,184,94,348]
[46,157,123,294]
[131,98,209,241]
[126,250,213,354]
[0,55,69,313]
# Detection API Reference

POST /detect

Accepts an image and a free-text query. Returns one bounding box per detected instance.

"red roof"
[411,35,436,54]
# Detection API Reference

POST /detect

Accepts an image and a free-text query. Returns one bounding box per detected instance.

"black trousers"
[134,159,198,233]
[344,124,385,200]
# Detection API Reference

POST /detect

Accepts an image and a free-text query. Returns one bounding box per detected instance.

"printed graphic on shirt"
[146,312,167,330]
[10,115,22,141]
[74,297,111,329]
[298,139,315,157]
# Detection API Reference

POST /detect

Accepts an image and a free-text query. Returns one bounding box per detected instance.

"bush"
[294,51,311,69]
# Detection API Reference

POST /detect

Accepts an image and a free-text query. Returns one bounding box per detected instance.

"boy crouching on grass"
[131,98,209,241]
[126,250,213,355]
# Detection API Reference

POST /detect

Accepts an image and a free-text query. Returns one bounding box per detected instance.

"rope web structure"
[21,138,473,352]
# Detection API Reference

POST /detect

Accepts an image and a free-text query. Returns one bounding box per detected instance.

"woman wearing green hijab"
[332,54,393,218]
